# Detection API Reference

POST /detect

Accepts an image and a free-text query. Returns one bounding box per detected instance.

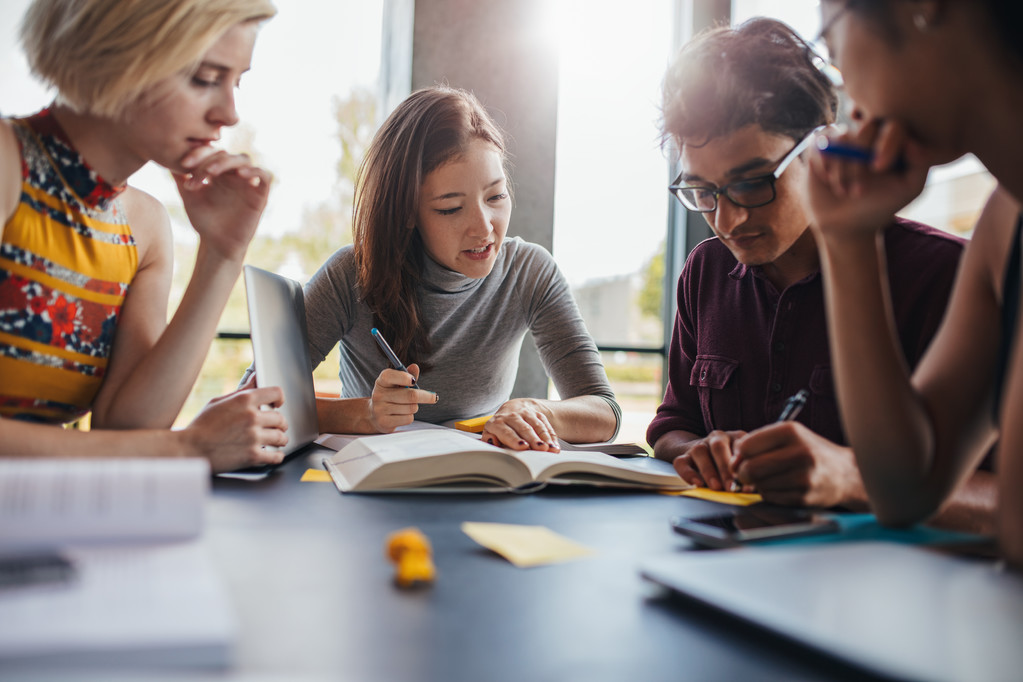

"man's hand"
[670,430,747,491]
[732,421,868,508]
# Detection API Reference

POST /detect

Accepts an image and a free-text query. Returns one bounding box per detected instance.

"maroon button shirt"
[647,218,965,448]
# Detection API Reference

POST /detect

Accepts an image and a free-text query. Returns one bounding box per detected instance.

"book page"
[325,430,532,491]
[556,440,649,456]
[316,421,450,452]
[512,449,688,489]
[0,458,209,550]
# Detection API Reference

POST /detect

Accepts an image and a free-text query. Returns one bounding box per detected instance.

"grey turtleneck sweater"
[302,237,621,436]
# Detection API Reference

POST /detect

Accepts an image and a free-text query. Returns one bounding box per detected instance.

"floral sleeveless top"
[0,109,138,424]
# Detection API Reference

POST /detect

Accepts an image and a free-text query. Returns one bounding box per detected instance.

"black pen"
[730,389,810,492]
[0,553,76,589]
[775,389,809,422]
[371,327,420,389]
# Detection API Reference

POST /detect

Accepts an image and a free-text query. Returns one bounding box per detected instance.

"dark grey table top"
[204,446,880,682]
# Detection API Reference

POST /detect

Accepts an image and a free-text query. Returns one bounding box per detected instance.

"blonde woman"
[0,0,288,472]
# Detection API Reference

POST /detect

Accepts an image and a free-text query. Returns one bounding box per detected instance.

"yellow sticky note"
[461,522,594,568]
[454,415,493,433]
[668,487,762,506]
[301,468,333,482]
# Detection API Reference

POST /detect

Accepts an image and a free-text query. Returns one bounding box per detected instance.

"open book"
[0,458,235,669]
[322,430,689,493]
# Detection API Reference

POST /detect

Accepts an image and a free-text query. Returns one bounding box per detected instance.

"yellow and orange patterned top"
[0,109,138,424]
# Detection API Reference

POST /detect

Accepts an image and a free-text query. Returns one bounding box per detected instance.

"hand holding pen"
[367,328,438,433]
[372,328,420,389]
[806,119,931,238]
[729,390,808,492]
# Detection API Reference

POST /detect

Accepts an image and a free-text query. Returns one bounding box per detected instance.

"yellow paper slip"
[300,468,333,483]
[461,522,594,568]
[663,487,762,506]
[453,415,492,433]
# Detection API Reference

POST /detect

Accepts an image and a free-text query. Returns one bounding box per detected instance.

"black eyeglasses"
[668,125,825,213]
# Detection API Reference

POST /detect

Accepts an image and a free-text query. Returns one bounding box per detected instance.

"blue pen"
[815,136,873,162]
[371,328,420,389]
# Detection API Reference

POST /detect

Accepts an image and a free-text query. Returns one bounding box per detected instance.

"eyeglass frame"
[810,0,855,88]
[667,125,827,213]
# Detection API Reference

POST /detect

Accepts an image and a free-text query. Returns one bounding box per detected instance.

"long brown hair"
[353,86,507,369]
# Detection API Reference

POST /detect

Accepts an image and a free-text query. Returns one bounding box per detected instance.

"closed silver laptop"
[243,265,319,455]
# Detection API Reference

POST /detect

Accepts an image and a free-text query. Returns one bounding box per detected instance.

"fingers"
[238,371,258,391]
[672,454,707,488]
[481,409,559,452]
[191,388,290,473]
[732,421,801,471]
[175,147,272,192]
[732,423,819,502]
[368,368,437,432]
[872,119,907,173]
[672,431,737,490]
[407,363,421,383]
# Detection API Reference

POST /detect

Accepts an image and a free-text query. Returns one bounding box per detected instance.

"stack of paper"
[0,458,235,669]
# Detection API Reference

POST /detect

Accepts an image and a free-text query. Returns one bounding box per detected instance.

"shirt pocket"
[690,355,741,432]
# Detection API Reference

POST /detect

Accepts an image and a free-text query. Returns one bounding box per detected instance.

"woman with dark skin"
[807,0,1023,566]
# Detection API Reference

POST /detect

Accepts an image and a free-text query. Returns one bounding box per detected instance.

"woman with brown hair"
[305,86,620,451]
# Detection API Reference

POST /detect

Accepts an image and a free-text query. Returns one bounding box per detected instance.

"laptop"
[640,542,1023,682]
[242,265,320,459]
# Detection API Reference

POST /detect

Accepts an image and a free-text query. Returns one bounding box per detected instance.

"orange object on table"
[386,527,436,588]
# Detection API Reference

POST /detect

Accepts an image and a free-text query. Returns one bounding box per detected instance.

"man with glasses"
[646,18,993,525]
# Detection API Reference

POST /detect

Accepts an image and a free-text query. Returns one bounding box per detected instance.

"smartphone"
[670,507,840,548]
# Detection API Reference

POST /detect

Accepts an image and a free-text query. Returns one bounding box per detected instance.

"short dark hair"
[661,17,837,148]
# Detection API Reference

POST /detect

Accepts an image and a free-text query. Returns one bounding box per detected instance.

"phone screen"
[671,508,840,547]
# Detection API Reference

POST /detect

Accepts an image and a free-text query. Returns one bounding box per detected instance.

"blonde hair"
[20,0,277,118]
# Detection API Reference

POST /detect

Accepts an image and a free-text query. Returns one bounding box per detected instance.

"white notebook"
[0,458,235,668]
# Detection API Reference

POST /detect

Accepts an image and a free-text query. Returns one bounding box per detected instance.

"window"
[551,0,677,444]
